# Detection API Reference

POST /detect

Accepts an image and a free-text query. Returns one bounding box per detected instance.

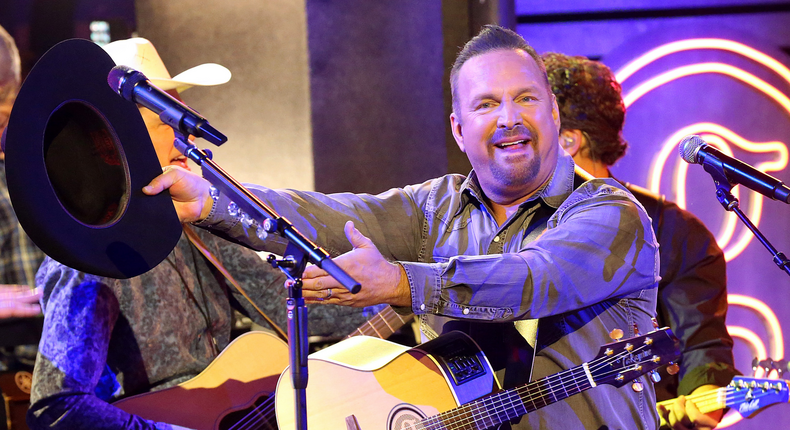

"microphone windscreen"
[107,65,147,101]
[678,135,706,164]
[107,65,133,92]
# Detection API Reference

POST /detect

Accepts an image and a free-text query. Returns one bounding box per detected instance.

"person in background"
[0,24,45,318]
[543,51,739,430]
[27,38,370,430]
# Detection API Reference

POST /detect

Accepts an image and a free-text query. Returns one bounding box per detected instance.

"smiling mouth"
[495,139,530,149]
[171,155,189,169]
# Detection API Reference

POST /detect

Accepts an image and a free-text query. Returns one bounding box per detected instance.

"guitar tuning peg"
[651,318,659,329]
[633,323,640,336]
[609,328,624,341]
[666,363,680,375]
[649,370,661,383]
[631,380,644,392]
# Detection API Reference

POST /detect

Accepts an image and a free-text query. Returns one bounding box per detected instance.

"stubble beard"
[490,139,541,190]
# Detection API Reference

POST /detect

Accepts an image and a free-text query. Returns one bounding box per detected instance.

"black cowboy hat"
[3,38,182,279]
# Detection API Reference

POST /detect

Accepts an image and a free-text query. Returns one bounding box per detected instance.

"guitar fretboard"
[415,366,592,430]
[409,331,673,430]
[346,307,413,339]
[656,387,726,414]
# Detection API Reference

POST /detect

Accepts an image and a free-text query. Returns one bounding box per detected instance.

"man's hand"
[0,285,42,319]
[143,166,213,223]
[658,385,724,430]
[301,221,412,308]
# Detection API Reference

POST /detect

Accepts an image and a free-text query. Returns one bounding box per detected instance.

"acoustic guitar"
[275,327,681,430]
[114,307,414,429]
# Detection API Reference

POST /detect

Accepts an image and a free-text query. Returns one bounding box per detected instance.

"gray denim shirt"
[198,151,661,429]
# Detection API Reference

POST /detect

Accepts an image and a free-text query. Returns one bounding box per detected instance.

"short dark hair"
[542,52,627,166]
[451,25,549,115]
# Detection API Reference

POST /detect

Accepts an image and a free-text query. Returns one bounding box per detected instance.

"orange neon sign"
[615,39,789,428]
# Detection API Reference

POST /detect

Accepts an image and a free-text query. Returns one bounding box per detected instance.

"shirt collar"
[458,149,577,214]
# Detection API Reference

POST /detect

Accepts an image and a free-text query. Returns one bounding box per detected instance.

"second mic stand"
[703,161,790,277]
[173,132,361,430]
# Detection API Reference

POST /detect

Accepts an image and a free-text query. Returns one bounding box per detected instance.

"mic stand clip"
[705,160,790,277]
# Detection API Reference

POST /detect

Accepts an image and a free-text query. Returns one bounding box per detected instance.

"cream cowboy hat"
[102,37,231,92]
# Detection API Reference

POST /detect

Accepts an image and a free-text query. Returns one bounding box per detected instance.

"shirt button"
[463,308,470,315]
[420,303,426,311]
[493,236,501,243]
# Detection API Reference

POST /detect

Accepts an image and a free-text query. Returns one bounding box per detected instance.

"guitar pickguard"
[115,331,289,430]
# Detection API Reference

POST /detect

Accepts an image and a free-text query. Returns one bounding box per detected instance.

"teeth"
[498,140,526,148]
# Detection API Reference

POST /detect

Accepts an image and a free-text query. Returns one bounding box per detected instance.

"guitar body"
[115,331,289,430]
[277,328,680,430]
[275,332,498,430]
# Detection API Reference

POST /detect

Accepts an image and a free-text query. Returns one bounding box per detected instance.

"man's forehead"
[457,49,545,94]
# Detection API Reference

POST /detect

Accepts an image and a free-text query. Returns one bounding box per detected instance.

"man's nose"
[497,100,523,128]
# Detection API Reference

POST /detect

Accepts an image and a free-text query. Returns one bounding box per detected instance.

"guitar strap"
[183,224,288,341]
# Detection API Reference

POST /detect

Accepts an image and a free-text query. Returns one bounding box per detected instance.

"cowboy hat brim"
[4,38,182,279]
[151,63,231,92]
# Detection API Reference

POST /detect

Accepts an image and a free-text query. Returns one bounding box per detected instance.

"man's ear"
[551,93,561,132]
[559,129,583,157]
[450,112,465,153]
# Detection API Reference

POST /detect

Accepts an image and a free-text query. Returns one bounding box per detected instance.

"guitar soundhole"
[217,393,277,430]
[387,404,427,430]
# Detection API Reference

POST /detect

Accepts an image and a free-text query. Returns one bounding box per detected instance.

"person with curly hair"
[544,52,739,430]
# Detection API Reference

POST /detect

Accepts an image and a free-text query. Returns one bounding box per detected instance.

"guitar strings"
[417,339,663,430]
[230,332,673,430]
[418,364,597,430]
[660,384,786,415]
[346,307,410,339]
[227,334,789,430]
[226,395,277,430]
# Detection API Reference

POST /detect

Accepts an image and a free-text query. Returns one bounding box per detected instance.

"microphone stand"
[702,160,790,277]
[173,132,361,430]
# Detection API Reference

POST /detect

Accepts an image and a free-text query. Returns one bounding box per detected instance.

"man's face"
[138,106,189,170]
[451,49,561,205]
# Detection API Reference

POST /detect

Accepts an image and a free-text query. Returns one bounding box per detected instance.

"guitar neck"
[656,387,727,415]
[656,377,790,418]
[346,307,413,339]
[418,327,680,430]
[421,364,594,429]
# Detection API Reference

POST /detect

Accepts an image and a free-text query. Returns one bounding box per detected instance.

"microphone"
[678,135,790,204]
[107,65,227,145]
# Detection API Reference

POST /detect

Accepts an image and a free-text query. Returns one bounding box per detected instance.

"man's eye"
[521,96,537,102]
[477,102,493,109]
